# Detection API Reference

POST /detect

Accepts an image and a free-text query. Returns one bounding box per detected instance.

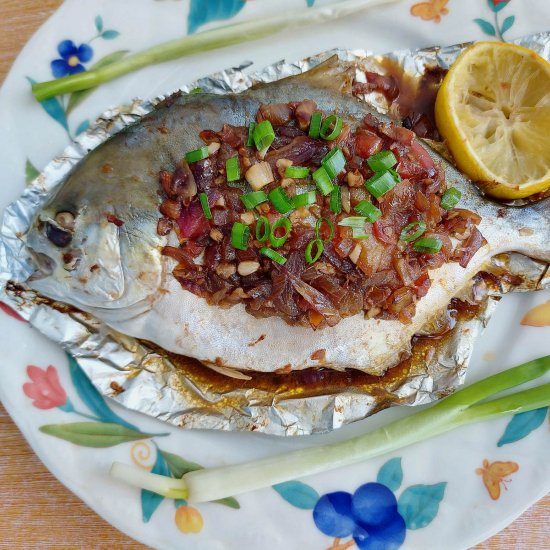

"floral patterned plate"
[1,1,550,548]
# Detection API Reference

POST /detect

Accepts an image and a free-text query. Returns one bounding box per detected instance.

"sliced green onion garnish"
[365,171,398,199]
[305,238,324,264]
[255,216,270,242]
[367,150,397,172]
[352,227,369,240]
[260,247,287,265]
[231,222,250,251]
[400,221,427,242]
[329,186,342,214]
[309,111,323,139]
[247,122,256,147]
[320,114,343,141]
[268,187,294,214]
[413,236,442,254]
[389,168,401,182]
[315,217,334,242]
[441,187,462,210]
[291,191,317,208]
[312,166,335,196]
[185,146,209,164]
[354,200,381,222]
[240,191,268,210]
[199,192,212,220]
[285,166,310,179]
[226,157,241,182]
[321,147,346,179]
[253,120,275,151]
[270,217,292,248]
[338,216,367,229]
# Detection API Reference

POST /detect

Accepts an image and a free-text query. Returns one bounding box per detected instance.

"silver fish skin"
[26,59,550,375]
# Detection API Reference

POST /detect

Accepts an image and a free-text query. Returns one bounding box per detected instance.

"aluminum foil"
[1,33,549,436]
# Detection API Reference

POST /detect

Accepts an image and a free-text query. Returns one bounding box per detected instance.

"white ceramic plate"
[1,1,549,548]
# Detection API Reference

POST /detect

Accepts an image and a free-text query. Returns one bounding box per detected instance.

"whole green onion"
[111,356,550,503]
[441,187,462,210]
[270,217,292,248]
[185,146,209,164]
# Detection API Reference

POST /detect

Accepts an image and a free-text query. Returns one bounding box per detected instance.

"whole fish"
[25,58,550,375]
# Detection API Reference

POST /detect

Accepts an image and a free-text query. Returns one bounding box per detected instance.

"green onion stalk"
[32,0,399,102]
[111,356,550,503]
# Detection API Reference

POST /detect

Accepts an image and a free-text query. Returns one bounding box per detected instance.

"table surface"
[0,1,548,548]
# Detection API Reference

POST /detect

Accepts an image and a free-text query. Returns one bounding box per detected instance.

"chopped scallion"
[413,236,442,254]
[226,157,241,182]
[253,120,275,151]
[353,200,381,222]
[365,171,398,199]
[291,191,317,208]
[312,166,335,196]
[260,247,286,265]
[321,147,346,179]
[268,187,294,214]
[315,218,334,242]
[400,221,427,242]
[199,192,212,220]
[441,187,462,210]
[270,217,292,248]
[305,238,324,264]
[240,191,268,210]
[185,146,209,164]
[367,150,397,172]
[247,122,256,147]
[330,186,342,214]
[320,114,343,141]
[338,216,367,229]
[352,227,370,240]
[309,111,323,139]
[255,216,270,242]
[285,166,310,179]
[231,222,250,251]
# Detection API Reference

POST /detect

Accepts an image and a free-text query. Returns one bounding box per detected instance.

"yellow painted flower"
[410,0,449,23]
[175,505,204,534]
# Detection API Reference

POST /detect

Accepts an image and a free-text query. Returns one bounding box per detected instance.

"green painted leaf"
[27,77,68,131]
[398,482,447,530]
[188,0,246,34]
[142,451,170,522]
[102,30,120,40]
[160,450,240,509]
[497,407,548,447]
[500,15,515,35]
[75,120,90,136]
[174,498,188,508]
[473,18,496,36]
[95,15,104,33]
[66,50,129,115]
[377,457,403,492]
[272,481,320,509]
[39,422,154,447]
[25,159,39,184]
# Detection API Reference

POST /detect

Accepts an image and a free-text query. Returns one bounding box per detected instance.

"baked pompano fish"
[26,59,550,375]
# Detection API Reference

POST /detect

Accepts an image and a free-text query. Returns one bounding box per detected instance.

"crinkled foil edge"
[1,33,549,435]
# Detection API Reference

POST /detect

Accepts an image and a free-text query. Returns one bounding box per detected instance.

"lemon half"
[435,41,550,199]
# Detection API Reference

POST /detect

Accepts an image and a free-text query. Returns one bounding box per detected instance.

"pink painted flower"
[488,0,511,11]
[0,302,25,322]
[23,365,68,409]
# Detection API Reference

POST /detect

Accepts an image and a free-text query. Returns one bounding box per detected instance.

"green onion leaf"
[400,221,427,242]
[255,216,270,242]
[367,150,397,172]
[309,111,323,139]
[352,227,370,240]
[441,187,462,210]
[329,186,342,214]
[365,170,398,199]
[270,217,292,248]
[312,166,335,196]
[353,200,381,222]
[253,120,275,151]
[240,191,268,210]
[231,222,250,251]
[315,217,335,242]
[320,114,343,141]
[268,187,294,214]
[185,146,209,164]
[338,216,367,229]
[321,147,346,179]
[285,166,310,179]
[260,247,287,265]
[413,236,442,254]
[226,157,241,182]
[291,191,317,208]
[247,122,256,147]
[199,192,212,220]
[305,238,324,264]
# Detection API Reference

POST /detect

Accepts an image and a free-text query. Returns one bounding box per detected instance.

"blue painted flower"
[313,483,406,550]
[51,40,93,78]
